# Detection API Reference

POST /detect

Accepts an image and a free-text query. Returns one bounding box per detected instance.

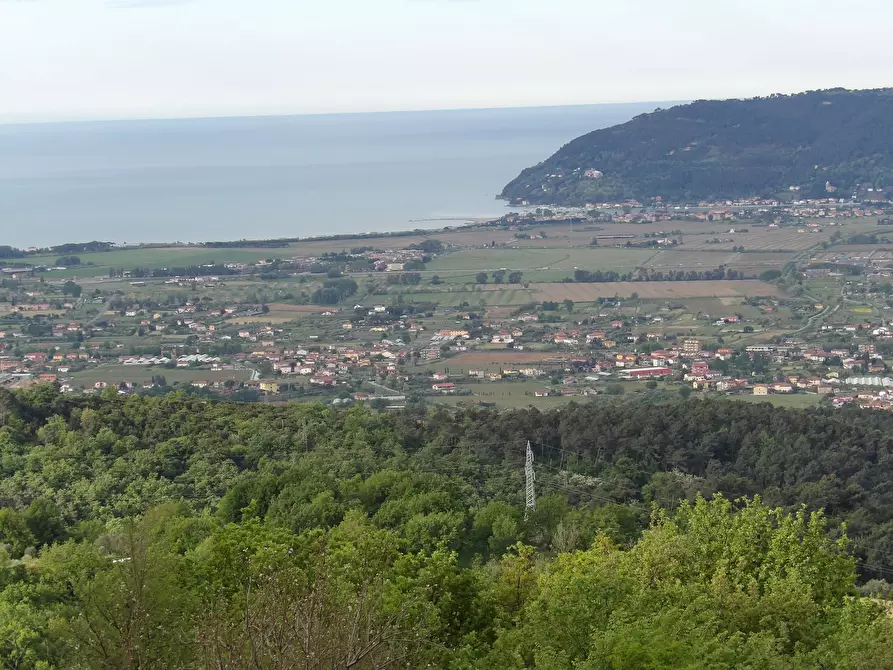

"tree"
[43,507,197,669]
[489,496,889,669]
[431,275,442,285]
[563,299,574,313]
[62,281,82,298]
[0,509,34,557]
[475,272,488,284]
[23,498,65,547]
[508,271,523,284]
[493,270,506,284]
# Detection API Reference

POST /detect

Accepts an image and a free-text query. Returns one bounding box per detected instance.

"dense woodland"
[501,88,893,205]
[0,388,892,667]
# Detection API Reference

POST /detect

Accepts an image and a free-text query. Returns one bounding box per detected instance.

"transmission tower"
[524,441,536,520]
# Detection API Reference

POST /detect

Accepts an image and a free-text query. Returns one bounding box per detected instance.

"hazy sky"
[1,0,890,122]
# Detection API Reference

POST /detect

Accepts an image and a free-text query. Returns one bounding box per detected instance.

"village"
[3,203,893,411]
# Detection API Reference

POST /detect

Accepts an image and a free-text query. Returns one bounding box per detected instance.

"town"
[4,200,893,413]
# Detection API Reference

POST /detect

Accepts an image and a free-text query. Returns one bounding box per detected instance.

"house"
[432,372,449,381]
[689,361,710,379]
[534,389,550,397]
[624,367,672,379]
[753,384,769,396]
[554,333,578,345]
[771,382,793,393]
[432,382,457,393]
[610,320,624,328]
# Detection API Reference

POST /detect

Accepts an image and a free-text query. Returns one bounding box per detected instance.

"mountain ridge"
[500,87,893,205]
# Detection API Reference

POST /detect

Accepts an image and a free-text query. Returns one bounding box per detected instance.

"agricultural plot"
[685,229,827,252]
[730,394,823,409]
[442,351,575,367]
[389,288,534,307]
[644,250,738,270]
[67,365,252,387]
[643,250,795,275]
[531,280,782,302]
[29,246,284,273]
[426,248,653,273]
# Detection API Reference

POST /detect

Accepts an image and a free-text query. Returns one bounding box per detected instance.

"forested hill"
[2,388,893,667]
[501,88,893,205]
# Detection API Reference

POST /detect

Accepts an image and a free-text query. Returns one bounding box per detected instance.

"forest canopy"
[501,88,893,204]
[0,387,892,667]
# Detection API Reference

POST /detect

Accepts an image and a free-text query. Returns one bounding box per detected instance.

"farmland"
[531,280,781,302]
[425,247,656,273]
[5,209,893,413]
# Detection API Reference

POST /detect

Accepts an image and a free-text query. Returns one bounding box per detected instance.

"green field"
[426,248,655,273]
[384,288,536,307]
[730,393,823,409]
[66,365,252,387]
[29,246,294,276]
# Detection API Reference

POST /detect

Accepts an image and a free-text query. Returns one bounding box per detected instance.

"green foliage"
[0,390,890,666]
[61,281,82,298]
[487,497,890,669]
[311,277,358,304]
[502,88,893,204]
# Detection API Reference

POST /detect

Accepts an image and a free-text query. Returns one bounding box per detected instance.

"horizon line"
[0,99,690,128]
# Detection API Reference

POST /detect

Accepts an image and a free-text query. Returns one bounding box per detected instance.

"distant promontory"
[500,88,893,205]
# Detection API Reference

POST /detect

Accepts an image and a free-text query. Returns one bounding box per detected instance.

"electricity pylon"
[524,441,536,520]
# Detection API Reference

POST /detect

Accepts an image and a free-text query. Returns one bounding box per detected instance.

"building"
[690,361,710,378]
[753,384,769,396]
[682,339,701,355]
[624,367,672,379]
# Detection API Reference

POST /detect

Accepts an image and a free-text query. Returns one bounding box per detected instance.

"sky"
[1,0,891,122]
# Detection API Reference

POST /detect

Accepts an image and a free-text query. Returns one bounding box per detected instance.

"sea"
[0,102,664,249]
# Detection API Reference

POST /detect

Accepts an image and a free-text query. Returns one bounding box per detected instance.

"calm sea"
[0,103,663,248]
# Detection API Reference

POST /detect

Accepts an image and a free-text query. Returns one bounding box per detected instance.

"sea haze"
[0,103,666,248]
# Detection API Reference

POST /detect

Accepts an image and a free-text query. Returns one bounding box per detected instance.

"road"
[234,363,260,381]
[86,298,115,326]
[369,381,402,396]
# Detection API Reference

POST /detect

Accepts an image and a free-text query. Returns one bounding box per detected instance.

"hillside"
[1,388,893,666]
[501,88,893,205]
